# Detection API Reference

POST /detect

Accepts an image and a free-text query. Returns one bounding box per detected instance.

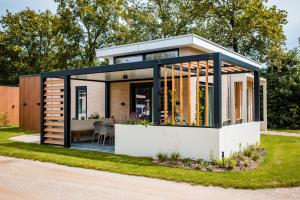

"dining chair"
[97,123,115,146]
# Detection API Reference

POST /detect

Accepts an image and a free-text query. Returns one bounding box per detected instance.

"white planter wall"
[219,122,260,158]
[115,125,219,160]
[115,122,260,160]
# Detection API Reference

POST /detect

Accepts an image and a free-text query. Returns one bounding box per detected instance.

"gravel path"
[0,156,299,200]
[10,134,40,143]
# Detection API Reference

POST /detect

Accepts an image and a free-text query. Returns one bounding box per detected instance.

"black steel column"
[105,82,110,118]
[254,71,260,121]
[153,64,161,125]
[40,76,45,144]
[213,53,222,128]
[64,76,71,148]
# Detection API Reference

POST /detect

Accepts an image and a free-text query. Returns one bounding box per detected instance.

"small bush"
[156,152,168,161]
[228,159,237,169]
[0,112,9,127]
[243,158,250,167]
[210,151,218,165]
[206,165,213,171]
[196,159,209,167]
[182,158,193,165]
[251,151,260,161]
[170,152,180,162]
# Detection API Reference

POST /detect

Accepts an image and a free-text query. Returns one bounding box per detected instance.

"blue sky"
[0,0,299,49]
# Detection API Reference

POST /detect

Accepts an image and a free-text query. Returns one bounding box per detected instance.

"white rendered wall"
[219,122,260,158]
[115,125,219,160]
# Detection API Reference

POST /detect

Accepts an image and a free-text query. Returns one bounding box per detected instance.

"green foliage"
[243,158,250,167]
[251,151,260,161]
[156,152,168,161]
[0,112,9,127]
[89,112,101,119]
[194,0,287,63]
[261,45,300,129]
[122,113,152,125]
[170,152,180,162]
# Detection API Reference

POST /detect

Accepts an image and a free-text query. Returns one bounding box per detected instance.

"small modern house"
[40,34,267,160]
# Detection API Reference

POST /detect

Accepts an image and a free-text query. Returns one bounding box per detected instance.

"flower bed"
[154,144,266,172]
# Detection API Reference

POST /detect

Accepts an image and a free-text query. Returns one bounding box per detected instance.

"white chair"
[97,123,115,146]
[92,121,102,143]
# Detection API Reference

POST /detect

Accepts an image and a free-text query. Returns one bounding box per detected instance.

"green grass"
[268,128,300,134]
[0,126,299,189]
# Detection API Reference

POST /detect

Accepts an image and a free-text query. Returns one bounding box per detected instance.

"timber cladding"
[0,85,19,124]
[19,75,41,131]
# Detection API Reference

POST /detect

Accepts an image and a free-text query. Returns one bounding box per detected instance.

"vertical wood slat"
[196,61,200,126]
[205,60,209,126]
[187,62,191,125]
[179,63,183,125]
[164,65,168,125]
[171,64,175,125]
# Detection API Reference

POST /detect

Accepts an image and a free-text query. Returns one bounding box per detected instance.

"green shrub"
[170,152,180,162]
[210,151,218,165]
[244,158,250,167]
[0,112,9,127]
[216,159,224,167]
[196,159,209,167]
[206,165,213,171]
[182,158,193,165]
[228,159,237,169]
[156,152,168,161]
[251,151,260,161]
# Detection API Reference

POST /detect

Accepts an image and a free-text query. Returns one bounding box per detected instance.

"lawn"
[0,126,299,189]
[268,128,300,134]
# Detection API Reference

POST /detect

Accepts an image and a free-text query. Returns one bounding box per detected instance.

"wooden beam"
[196,61,200,126]
[164,64,168,125]
[172,64,175,125]
[205,60,209,126]
[180,63,183,125]
[187,62,191,125]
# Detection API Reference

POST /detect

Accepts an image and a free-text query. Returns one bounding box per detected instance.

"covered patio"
[40,52,262,159]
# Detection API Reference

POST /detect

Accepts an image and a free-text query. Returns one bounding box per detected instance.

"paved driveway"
[0,156,299,200]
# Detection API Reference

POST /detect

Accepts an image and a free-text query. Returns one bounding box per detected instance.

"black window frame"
[114,48,179,64]
[75,86,87,120]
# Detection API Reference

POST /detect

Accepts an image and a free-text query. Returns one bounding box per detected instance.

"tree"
[115,0,210,44]
[194,0,287,62]
[0,9,79,83]
[261,43,300,128]
[55,0,122,65]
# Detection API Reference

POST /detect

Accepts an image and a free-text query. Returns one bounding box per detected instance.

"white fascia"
[96,34,262,68]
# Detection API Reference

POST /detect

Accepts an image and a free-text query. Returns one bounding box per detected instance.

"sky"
[0,0,299,50]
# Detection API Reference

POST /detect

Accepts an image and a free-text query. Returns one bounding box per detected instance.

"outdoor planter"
[115,122,260,160]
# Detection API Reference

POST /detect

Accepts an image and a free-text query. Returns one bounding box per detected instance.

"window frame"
[113,48,179,64]
[75,86,87,120]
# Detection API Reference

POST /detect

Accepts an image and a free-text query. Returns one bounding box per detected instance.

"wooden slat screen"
[43,78,64,146]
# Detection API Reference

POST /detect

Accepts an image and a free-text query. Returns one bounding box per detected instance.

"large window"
[76,86,87,120]
[115,55,143,64]
[145,50,178,60]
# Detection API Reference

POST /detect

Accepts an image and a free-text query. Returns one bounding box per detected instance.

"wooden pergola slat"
[196,61,200,126]
[171,64,175,125]
[164,65,168,125]
[179,63,183,125]
[205,60,209,126]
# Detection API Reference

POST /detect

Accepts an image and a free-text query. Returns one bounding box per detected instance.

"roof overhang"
[96,34,262,68]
